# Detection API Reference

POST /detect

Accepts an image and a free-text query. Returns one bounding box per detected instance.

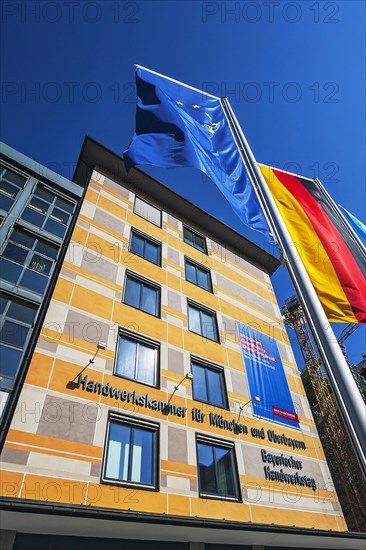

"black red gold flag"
[259,164,366,323]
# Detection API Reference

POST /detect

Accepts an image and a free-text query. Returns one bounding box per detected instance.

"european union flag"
[124,66,271,240]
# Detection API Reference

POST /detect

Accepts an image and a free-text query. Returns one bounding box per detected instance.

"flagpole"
[220,97,366,477]
[134,64,220,100]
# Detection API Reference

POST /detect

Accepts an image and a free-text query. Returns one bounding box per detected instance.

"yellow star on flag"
[192,105,200,109]
[176,101,184,105]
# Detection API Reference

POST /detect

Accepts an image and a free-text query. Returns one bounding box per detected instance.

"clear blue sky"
[1,0,365,367]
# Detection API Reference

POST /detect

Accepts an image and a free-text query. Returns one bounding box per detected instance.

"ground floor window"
[196,437,240,500]
[103,416,158,489]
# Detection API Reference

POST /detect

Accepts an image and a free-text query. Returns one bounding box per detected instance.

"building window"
[0,164,27,214]
[129,229,161,266]
[20,186,75,238]
[103,416,158,488]
[197,438,240,500]
[0,292,38,390]
[183,226,207,254]
[185,258,212,292]
[0,227,59,295]
[134,196,161,227]
[123,273,160,317]
[192,360,227,408]
[115,332,159,387]
[0,390,10,418]
[187,302,219,342]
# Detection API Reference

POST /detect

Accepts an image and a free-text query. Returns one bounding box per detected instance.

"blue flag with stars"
[124,66,271,240]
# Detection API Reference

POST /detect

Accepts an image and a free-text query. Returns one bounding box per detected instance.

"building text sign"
[75,374,306,452]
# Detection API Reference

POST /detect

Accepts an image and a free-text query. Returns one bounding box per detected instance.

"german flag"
[259,164,366,324]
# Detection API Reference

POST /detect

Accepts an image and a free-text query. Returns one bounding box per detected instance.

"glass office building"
[0,143,83,428]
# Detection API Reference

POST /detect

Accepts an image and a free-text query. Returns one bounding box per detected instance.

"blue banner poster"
[236,322,300,429]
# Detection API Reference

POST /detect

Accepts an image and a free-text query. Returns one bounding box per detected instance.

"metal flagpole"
[220,97,366,478]
[134,64,220,100]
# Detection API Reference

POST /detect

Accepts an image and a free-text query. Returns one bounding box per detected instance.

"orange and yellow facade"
[1,138,360,550]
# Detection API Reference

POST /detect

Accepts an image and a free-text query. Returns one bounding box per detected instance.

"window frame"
[185,256,212,292]
[0,291,38,390]
[122,271,161,318]
[0,226,60,297]
[113,329,160,389]
[191,357,228,410]
[0,162,28,215]
[20,183,76,239]
[195,434,241,502]
[0,389,10,419]
[183,226,207,254]
[102,414,159,491]
[129,228,162,267]
[187,300,220,343]
[133,196,162,228]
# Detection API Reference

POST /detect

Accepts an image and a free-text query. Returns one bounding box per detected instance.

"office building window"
[0,390,10,418]
[129,229,161,266]
[21,186,75,238]
[104,417,158,488]
[115,333,159,387]
[192,360,227,408]
[123,273,160,317]
[185,258,212,291]
[0,292,38,389]
[183,226,207,254]
[0,227,59,295]
[187,302,219,342]
[197,438,240,500]
[134,196,161,227]
[0,164,27,213]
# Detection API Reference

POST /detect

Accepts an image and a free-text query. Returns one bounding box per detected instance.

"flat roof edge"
[73,136,280,275]
[0,142,83,198]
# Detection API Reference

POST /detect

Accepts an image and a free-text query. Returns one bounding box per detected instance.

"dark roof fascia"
[0,142,83,198]
[73,136,280,276]
[0,498,364,545]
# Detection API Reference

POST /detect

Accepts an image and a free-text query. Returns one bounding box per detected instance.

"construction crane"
[338,323,360,345]
[337,323,366,402]
[282,296,366,531]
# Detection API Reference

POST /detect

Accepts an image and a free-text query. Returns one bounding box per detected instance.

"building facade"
[1,138,364,549]
[354,354,366,385]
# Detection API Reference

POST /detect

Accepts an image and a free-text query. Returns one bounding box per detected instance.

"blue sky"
[1,0,365,366]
